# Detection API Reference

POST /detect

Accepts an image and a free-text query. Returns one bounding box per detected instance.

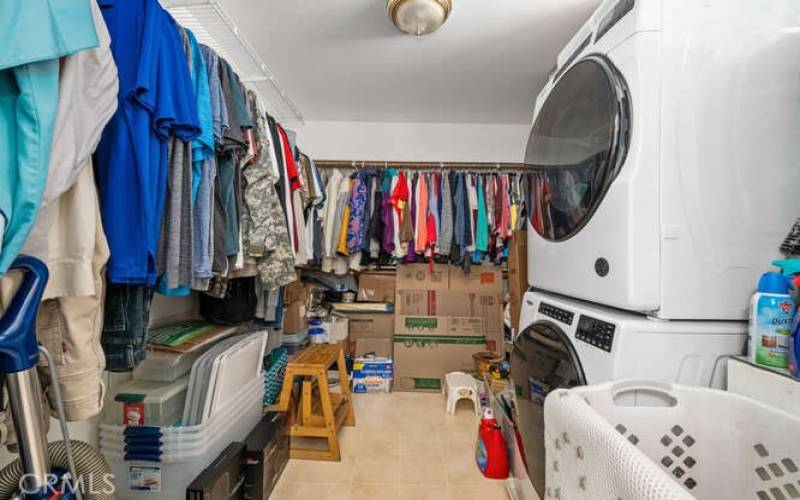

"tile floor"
[273,391,509,500]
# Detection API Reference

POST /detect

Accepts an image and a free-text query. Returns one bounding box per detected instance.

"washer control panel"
[576,315,616,352]
[538,302,574,326]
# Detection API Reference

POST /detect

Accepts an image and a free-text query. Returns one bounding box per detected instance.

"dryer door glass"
[510,322,586,497]
[525,56,630,241]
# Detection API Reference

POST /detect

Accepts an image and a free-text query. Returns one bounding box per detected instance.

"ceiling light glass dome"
[387,0,452,36]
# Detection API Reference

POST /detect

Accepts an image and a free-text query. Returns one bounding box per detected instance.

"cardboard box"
[283,271,304,303]
[394,290,503,345]
[357,273,396,303]
[283,301,307,334]
[354,338,393,358]
[343,313,394,356]
[396,263,449,291]
[394,315,485,337]
[393,335,486,392]
[449,265,503,292]
[352,357,393,393]
[348,313,394,338]
[508,231,528,334]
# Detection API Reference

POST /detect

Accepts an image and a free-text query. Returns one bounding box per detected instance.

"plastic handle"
[124,444,162,455]
[0,256,48,373]
[123,436,164,446]
[123,426,163,437]
[610,379,679,407]
[124,452,162,463]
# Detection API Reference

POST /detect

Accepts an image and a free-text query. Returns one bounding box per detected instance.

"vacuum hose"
[0,440,115,500]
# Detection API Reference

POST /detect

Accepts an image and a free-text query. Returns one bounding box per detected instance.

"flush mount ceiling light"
[387,0,452,36]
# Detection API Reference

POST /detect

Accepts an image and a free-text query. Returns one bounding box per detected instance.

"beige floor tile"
[399,484,450,500]
[337,426,360,459]
[447,482,508,500]
[273,481,352,500]
[398,433,445,458]
[276,391,508,500]
[282,458,353,483]
[352,455,401,483]
[445,450,489,486]
[349,428,401,458]
[399,455,446,485]
[350,482,401,500]
[445,428,478,453]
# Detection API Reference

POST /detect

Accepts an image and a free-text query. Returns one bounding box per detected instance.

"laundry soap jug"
[749,271,796,369]
[475,407,509,480]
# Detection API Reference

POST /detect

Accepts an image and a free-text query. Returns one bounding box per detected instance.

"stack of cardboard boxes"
[393,264,504,392]
[343,272,396,359]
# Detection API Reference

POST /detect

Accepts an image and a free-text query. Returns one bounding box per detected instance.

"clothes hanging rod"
[315,160,528,171]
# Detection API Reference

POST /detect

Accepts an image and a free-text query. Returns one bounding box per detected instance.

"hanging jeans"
[101,284,154,371]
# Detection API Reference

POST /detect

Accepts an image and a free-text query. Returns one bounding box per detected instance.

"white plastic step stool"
[444,371,480,417]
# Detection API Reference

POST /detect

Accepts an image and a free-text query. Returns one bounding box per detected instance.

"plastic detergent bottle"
[749,270,796,369]
[789,309,800,377]
[773,259,800,301]
[475,407,509,480]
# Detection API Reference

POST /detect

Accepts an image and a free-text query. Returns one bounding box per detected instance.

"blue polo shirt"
[96,0,199,285]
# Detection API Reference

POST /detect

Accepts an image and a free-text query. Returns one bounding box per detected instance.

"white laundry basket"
[544,379,800,500]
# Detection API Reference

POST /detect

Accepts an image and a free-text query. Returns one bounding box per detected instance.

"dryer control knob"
[595,258,610,277]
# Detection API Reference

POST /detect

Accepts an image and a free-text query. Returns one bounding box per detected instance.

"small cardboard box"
[357,273,396,303]
[343,313,394,356]
[283,301,307,334]
[354,338,393,358]
[352,357,393,393]
[393,335,486,392]
[348,313,394,338]
[283,271,304,303]
[449,265,503,292]
[396,263,449,291]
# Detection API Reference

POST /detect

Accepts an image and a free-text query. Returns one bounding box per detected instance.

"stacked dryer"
[510,0,800,497]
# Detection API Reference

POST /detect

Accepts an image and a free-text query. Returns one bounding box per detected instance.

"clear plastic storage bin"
[103,377,189,427]
[100,376,264,499]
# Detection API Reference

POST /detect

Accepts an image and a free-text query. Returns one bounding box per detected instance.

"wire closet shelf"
[162,0,304,124]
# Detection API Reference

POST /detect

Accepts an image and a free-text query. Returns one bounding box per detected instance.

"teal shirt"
[475,176,489,253]
[0,0,98,70]
[0,0,99,276]
[186,28,214,200]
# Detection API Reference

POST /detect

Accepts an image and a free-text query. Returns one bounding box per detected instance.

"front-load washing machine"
[524,0,800,320]
[509,290,746,497]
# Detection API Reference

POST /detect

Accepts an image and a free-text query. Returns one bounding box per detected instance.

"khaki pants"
[37,288,106,421]
[0,166,108,436]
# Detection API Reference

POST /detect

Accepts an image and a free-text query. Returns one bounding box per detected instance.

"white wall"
[294,120,530,163]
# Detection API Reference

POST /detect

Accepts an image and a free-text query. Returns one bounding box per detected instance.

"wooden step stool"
[276,343,355,461]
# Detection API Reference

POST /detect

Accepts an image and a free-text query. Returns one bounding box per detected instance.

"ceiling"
[221,0,602,124]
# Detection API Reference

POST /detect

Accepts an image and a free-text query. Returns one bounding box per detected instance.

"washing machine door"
[510,321,586,497]
[525,55,631,241]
